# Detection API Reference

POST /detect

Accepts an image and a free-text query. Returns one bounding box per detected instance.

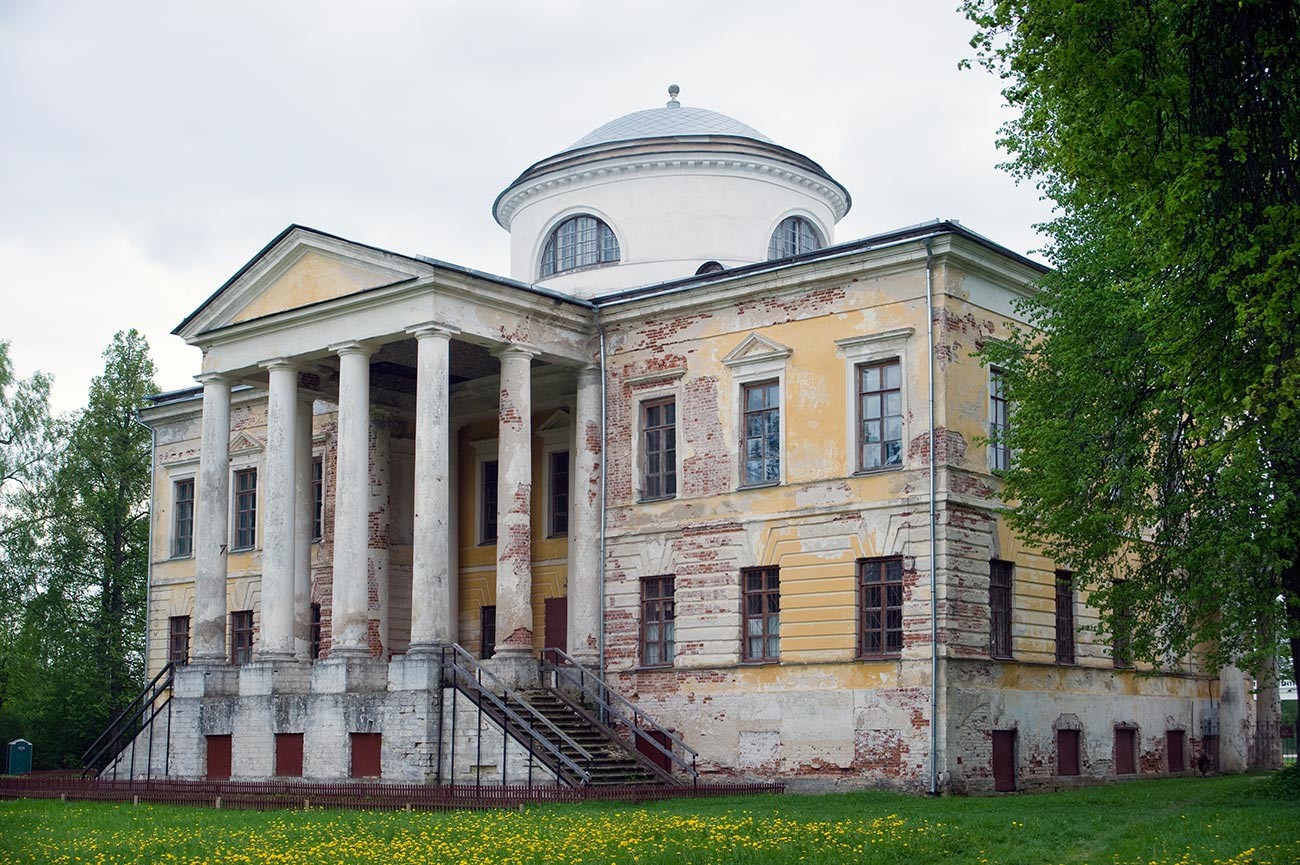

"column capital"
[259,357,301,372]
[406,321,461,339]
[576,364,601,383]
[492,343,540,361]
[328,340,378,358]
[194,372,235,386]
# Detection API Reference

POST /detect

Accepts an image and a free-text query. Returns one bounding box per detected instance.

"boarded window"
[480,460,498,544]
[1114,727,1137,775]
[206,735,231,781]
[549,450,569,537]
[1057,728,1081,776]
[857,360,903,470]
[350,732,381,778]
[275,733,304,777]
[859,557,904,657]
[989,560,1014,659]
[641,575,675,667]
[230,610,254,666]
[992,729,1017,792]
[311,456,324,540]
[741,566,780,662]
[641,399,677,500]
[233,468,257,550]
[172,479,194,557]
[168,615,190,666]
[1055,570,1075,664]
[741,380,780,486]
[1167,730,1186,773]
[479,605,496,660]
[309,603,322,660]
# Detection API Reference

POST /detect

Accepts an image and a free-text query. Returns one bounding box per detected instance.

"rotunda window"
[540,215,620,278]
[767,216,824,260]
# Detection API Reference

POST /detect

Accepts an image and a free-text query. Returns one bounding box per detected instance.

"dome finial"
[667,84,680,108]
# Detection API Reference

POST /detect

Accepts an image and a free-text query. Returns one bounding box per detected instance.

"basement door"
[544,596,568,657]
[992,729,1017,792]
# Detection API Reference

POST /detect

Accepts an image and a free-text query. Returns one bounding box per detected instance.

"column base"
[238,659,312,696]
[310,655,388,694]
[484,648,538,691]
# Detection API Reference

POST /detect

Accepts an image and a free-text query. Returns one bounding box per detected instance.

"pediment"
[229,432,264,456]
[722,332,793,368]
[175,226,430,341]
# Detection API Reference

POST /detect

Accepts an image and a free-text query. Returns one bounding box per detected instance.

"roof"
[567,105,772,151]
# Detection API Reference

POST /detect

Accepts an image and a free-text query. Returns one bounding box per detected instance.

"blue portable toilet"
[7,739,32,775]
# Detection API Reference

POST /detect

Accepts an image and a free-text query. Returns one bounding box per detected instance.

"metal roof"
[566,105,773,151]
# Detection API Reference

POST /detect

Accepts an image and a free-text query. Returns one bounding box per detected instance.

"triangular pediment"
[537,409,571,432]
[722,332,793,367]
[229,432,264,456]
[174,226,430,341]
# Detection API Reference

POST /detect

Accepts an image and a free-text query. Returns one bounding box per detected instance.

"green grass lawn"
[0,774,1295,864]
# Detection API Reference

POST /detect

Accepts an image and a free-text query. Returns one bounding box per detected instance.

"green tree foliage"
[0,331,156,768]
[963,0,1300,677]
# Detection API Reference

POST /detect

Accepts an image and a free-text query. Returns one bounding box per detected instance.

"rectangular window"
[858,556,904,657]
[741,566,780,662]
[1113,582,1133,668]
[275,733,304,777]
[311,456,324,540]
[172,478,194,557]
[641,575,675,667]
[233,468,257,550]
[230,609,254,666]
[989,367,1010,471]
[350,732,382,779]
[741,381,780,486]
[479,605,496,660]
[549,450,569,537]
[1057,729,1081,776]
[310,602,321,660]
[168,615,190,666]
[990,560,1014,659]
[1167,730,1186,772]
[1055,570,1075,664]
[857,360,903,470]
[480,460,498,544]
[641,398,677,500]
[1114,727,1137,775]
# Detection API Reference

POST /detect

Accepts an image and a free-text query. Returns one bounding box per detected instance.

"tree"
[962,0,1300,690]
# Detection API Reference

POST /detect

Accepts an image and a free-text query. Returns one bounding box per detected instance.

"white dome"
[567,105,773,150]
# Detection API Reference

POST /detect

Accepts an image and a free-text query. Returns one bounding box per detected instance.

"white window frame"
[627,370,685,503]
[166,464,197,560]
[310,445,326,543]
[988,366,1011,472]
[470,438,499,546]
[537,410,573,539]
[835,328,914,477]
[722,333,792,489]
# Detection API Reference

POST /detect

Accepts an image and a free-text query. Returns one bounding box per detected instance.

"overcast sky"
[0,0,1053,414]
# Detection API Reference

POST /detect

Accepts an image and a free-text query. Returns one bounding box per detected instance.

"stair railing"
[540,647,699,783]
[81,662,175,779]
[440,644,593,786]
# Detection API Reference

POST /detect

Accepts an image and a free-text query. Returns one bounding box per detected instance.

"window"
[549,450,569,537]
[741,381,780,486]
[641,398,677,500]
[767,215,823,260]
[172,479,194,557]
[233,468,257,550]
[989,560,1013,659]
[479,605,496,660]
[231,609,254,666]
[168,615,190,666]
[857,360,903,471]
[311,456,324,540]
[641,575,675,667]
[1114,726,1137,775]
[859,557,904,657]
[1057,729,1081,776]
[480,460,498,544]
[1167,730,1186,772]
[742,566,780,662]
[1055,570,1075,664]
[310,603,322,660]
[1113,582,1133,668]
[989,368,1010,471]
[540,215,619,277]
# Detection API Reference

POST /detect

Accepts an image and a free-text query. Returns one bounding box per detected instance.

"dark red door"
[637,729,673,773]
[350,733,382,778]
[1167,730,1185,772]
[545,596,568,657]
[276,733,304,777]
[1114,728,1137,775]
[206,735,231,781]
[992,730,1017,792]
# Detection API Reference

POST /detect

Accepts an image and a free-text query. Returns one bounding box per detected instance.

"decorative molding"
[229,432,264,456]
[722,332,793,369]
[834,327,915,357]
[624,367,687,387]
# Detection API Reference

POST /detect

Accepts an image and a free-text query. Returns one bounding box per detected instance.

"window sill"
[634,664,675,672]
[547,532,568,540]
[168,553,194,561]
[738,481,780,491]
[857,654,902,662]
[739,659,779,666]
[478,540,497,548]
[638,495,676,504]
[230,546,255,554]
[852,465,904,477]
[991,653,1015,661]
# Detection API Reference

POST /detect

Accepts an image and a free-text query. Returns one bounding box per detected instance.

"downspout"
[133,412,157,688]
[924,238,940,796]
[594,308,609,682]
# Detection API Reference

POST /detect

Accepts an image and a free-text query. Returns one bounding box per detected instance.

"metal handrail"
[81,662,175,778]
[540,647,699,781]
[441,645,593,785]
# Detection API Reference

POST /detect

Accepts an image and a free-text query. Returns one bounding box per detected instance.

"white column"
[329,342,373,658]
[494,345,537,663]
[408,324,457,653]
[293,396,314,660]
[569,364,602,665]
[192,373,232,664]
[257,360,299,661]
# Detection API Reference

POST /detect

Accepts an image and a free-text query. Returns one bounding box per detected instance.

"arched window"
[540,215,620,277]
[695,260,725,275]
[767,216,823,260]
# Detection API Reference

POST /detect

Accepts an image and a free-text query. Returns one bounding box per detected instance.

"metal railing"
[438,644,592,786]
[539,647,699,783]
[81,662,175,780]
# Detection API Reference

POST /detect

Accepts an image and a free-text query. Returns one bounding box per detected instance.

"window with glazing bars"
[233,468,257,550]
[767,216,823,259]
[540,215,619,277]
[168,615,189,665]
[989,368,1011,471]
[859,557,904,657]
[311,456,323,540]
[641,399,676,500]
[549,450,569,537]
[479,605,496,660]
[641,575,675,667]
[742,566,780,662]
[480,460,498,544]
[741,381,780,486]
[990,560,1014,659]
[310,603,321,660]
[1055,570,1075,663]
[172,479,194,557]
[857,360,903,470]
[231,610,254,666]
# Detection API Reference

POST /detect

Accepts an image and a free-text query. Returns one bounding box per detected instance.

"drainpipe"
[133,411,157,688]
[924,238,940,796]
[594,308,609,682]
